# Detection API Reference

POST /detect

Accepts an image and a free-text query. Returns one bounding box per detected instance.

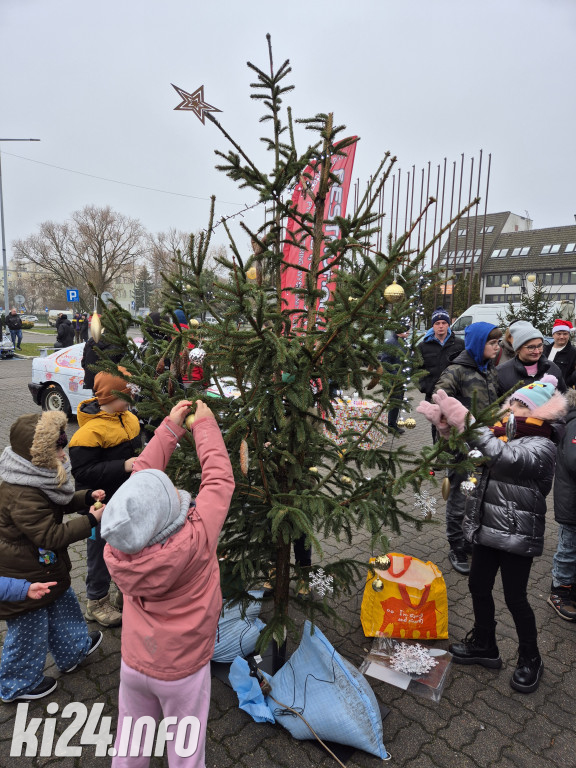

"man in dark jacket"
[378,325,410,434]
[497,321,566,396]
[417,307,465,440]
[434,322,502,574]
[548,388,576,620]
[543,319,576,389]
[6,308,23,350]
[54,314,75,349]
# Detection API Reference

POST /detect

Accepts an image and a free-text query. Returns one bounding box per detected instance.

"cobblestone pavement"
[1,359,575,767]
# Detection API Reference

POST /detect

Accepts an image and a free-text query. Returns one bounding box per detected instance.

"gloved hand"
[432,390,473,433]
[416,400,451,438]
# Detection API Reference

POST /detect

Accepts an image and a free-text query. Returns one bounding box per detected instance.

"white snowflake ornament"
[390,643,438,676]
[308,568,334,598]
[413,489,437,520]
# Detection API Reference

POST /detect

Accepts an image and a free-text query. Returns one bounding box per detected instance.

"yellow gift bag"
[360,553,448,639]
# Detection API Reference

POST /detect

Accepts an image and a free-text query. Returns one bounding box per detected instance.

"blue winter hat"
[431,307,450,325]
[510,374,558,411]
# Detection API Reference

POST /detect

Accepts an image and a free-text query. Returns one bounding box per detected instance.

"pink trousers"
[112,659,211,768]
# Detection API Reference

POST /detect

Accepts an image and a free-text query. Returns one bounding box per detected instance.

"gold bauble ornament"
[441,477,451,501]
[470,476,478,485]
[93,501,103,510]
[404,418,416,430]
[341,475,352,484]
[383,280,405,304]
[184,413,196,430]
[90,313,102,343]
[309,466,319,473]
[189,318,200,328]
[246,267,258,280]
[374,554,391,571]
[396,418,406,428]
[372,578,384,592]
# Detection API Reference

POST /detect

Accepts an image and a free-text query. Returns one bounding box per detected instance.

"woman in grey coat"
[418,374,567,694]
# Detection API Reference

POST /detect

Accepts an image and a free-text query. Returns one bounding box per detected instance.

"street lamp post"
[501,282,510,299]
[0,139,41,314]
[510,272,536,295]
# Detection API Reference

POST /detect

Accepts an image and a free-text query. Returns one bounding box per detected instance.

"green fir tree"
[500,280,556,334]
[99,36,480,651]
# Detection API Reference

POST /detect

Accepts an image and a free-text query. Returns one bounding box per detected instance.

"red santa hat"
[552,319,573,335]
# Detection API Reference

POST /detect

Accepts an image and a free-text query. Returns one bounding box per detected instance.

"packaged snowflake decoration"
[389,643,438,676]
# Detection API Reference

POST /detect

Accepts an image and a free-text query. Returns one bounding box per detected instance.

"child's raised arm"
[131,400,194,473]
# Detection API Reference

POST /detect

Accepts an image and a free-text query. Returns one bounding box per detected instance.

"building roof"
[483,224,576,274]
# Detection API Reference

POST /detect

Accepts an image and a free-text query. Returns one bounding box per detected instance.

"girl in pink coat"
[102,400,234,767]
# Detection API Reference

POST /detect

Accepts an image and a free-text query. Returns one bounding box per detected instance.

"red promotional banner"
[281,140,357,328]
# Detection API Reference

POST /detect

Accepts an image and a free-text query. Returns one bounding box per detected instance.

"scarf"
[0,446,76,504]
[491,415,552,442]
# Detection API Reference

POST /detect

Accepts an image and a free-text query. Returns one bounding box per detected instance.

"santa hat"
[552,319,573,335]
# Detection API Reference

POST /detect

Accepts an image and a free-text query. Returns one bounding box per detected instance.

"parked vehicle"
[1,332,15,359]
[28,342,239,416]
[21,315,38,323]
[47,309,75,327]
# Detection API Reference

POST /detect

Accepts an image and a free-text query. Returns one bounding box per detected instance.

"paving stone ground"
[0,358,575,767]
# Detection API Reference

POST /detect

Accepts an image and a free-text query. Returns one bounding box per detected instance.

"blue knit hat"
[431,307,450,325]
[510,374,558,411]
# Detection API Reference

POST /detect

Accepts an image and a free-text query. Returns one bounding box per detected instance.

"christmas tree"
[500,280,556,334]
[100,36,477,652]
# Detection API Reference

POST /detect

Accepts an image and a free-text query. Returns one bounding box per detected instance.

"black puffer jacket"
[553,390,576,526]
[543,342,576,388]
[417,332,464,398]
[497,355,566,396]
[462,426,557,557]
[55,318,75,348]
[434,350,499,414]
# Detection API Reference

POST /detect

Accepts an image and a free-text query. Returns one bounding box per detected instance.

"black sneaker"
[2,676,57,703]
[449,628,502,668]
[547,585,576,621]
[63,631,103,673]
[511,655,543,693]
[448,548,470,575]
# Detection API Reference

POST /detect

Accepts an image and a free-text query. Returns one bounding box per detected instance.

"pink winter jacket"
[103,415,235,681]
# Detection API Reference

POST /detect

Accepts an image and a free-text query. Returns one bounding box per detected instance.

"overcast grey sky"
[1,0,575,262]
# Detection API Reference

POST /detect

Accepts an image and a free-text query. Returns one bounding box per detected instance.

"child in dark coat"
[418,374,567,693]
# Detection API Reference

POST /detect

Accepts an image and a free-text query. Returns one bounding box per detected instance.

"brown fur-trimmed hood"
[10,411,68,469]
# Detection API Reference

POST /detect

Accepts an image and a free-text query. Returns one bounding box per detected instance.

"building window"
[541,244,561,254]
[457,228,467,236]
[511,247,530,257]
[565,243,576,253]
[491,248,509,258]
[480,225,495,233]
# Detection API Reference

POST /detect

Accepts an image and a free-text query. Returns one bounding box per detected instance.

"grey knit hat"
[100,469,191,554]
[511,321,543,352]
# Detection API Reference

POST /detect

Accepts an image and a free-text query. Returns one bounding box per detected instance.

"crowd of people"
[1,303,576,767]
[415,309,576,694]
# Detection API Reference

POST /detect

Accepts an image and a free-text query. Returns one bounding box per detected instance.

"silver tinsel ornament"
[189,347,206,365]
[459,480,476,497]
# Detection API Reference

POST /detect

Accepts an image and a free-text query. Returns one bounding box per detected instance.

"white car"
[28,341,239,416]
[21,315,38,323]
[28,343,91,415]
[1,332,15,359]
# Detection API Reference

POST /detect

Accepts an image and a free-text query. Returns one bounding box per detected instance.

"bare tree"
[13,205,146,310]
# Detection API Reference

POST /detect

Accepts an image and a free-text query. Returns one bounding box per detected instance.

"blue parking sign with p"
[66,288,79,302]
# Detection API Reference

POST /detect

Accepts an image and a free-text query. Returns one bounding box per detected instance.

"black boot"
[511,644,543,693]
[449,627,502,668]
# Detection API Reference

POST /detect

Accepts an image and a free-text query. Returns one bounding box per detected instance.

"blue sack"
[263,620,387,760]
[229,657,275,724]
[212,590,265,663]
